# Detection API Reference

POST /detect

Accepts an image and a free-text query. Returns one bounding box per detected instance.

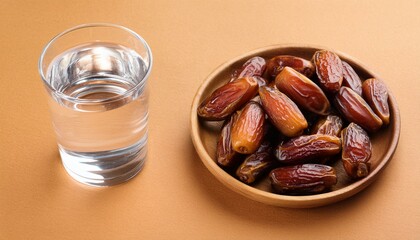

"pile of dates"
[197,50,390,195]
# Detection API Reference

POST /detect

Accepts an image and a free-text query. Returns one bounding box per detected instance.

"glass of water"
[38,23,153,186]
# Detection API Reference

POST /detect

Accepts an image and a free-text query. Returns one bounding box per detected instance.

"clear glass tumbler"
[38,23,153,186]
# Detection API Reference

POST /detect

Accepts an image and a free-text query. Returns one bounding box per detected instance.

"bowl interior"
[191,45,400,208]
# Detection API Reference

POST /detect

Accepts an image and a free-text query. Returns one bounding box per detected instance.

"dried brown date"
[342,61,362,95]
[341,123,372,179]
[362,78,390,125]
[275,134,341,164]
[259,86,308,137]
[216,113,242,168]
[236,141,276,184]
[197,77,258,120]
[265,55,315,79]
[275,67,331,115]
[311,115,344,164]
[313,50,343,93]
[269,164,337,195]
[231,56,266,80]
[335,87,383,132]
[311,114,343,137]
[231,101,266,154]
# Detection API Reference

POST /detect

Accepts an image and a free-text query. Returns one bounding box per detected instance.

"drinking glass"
[38,23,153,186]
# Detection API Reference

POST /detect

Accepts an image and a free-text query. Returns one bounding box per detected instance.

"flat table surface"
[1,1,419,239]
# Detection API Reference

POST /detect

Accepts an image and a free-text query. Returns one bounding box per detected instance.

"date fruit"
[311,114,343,136]
[341,123,372,179]
[342,61,362,95]
[231,101,266,154]
[216,112,242,168]
[313,50,344,93]
[269,164,337,195]
[197,77,258,120]
[259,86,308,137]
[275,67,331,115]
[265,55,315,79]
[236,141,276,184]
[335,87,383,132]
[362,78,390,125]
[275,134,341,164]
[231,56,266,80]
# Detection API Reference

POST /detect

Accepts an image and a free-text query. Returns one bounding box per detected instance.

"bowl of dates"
[190,44,400,208]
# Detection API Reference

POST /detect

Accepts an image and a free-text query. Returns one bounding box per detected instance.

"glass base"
[59,138,147,187]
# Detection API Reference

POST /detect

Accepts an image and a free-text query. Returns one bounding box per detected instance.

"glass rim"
[38,23,153,104]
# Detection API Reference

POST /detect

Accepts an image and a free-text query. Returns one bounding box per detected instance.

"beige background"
[1,0,419,239]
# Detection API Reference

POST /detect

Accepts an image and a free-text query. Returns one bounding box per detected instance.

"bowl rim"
[190,44,401,207]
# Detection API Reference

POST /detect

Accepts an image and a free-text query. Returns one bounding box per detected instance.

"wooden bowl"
[190,44,401,208]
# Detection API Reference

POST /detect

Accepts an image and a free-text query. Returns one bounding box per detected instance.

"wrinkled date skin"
[312,114,343,136]
[362,78,390,125]
[313,50,344,93]
[275,67,331,115]
[236,141,276,184]
[231,101,266,154]
[231,56,266,80]
[341,123,372,179]
[275,134,342,164]
[216,113,242,168]
[265,55,315,79]
[311,115,344,164]
[259,86,308,137]
[335,87,383,132]
[250,76,269,87]
[342,61,363,96]
[269,164,337,195]
[197,77,258,120]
